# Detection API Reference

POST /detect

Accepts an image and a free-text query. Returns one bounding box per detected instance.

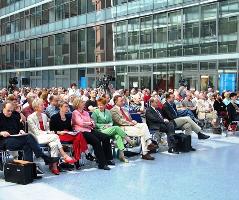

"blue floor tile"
[0,133,238,200]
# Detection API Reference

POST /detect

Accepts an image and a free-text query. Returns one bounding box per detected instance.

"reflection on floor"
[0,132,239,200]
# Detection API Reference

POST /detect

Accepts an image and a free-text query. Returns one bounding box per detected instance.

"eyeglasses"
[6,110,13,113]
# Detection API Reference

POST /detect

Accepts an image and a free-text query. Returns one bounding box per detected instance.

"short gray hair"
[149,97,158,104]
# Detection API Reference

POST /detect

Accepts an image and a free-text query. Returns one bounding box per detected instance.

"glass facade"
[0,0,239,91]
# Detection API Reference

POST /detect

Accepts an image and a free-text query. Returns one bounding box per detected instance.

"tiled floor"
[0,132,239,200]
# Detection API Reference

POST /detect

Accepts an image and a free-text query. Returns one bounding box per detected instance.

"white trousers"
[120,123,152,155]
[37,133,63,157]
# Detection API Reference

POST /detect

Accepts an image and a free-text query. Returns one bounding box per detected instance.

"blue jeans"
[177,109,196,121]
[3,134,43,162]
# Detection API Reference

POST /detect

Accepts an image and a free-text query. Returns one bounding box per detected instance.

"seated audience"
[91,97,134,163]
[223,92,231,106]
[227,92,239,122]
[174,92,197,122]
[7,94,26,124]
[85,90,98,112]
[182,93,197,117]
[197,93,218,127]
[72,97,114,170]
[0,101,57,169]
[130,94,145,113]
[22,96,35,119]
[40,91,49,109]
[50,100,89,169]
[111,95,157,160]
[162,93,210,140]
[102,94,113,110]
[28,99,75,175]
[45,95,59,118]
[146,97,180,153]
[213,94,227,117]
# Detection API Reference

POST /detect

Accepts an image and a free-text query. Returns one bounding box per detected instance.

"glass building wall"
[0,0,238,91]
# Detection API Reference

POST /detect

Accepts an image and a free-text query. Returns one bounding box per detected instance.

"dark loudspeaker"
[22,78,30,85]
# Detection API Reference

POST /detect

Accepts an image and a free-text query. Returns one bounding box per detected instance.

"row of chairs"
[0,113,164,172]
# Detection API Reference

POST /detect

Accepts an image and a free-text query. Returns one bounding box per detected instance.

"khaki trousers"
[120,123,152,155]
[174,116,201,135]
[37,133,62,157]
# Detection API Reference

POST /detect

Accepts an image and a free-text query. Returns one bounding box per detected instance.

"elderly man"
[111,95,157,160]
[145,97,180,153]
[163,92,210,140]
[197,93,217,127]
[0,101,58,166]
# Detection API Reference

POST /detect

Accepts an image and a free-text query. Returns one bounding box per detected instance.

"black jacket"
[227,102,239,122]
[162,101,178,120]
[213,99,226,114]
[0,112,22,150]
[49,113,73,132]
[145,107,165,130]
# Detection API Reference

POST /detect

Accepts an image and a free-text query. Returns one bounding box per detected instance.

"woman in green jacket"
[91,97,133,163]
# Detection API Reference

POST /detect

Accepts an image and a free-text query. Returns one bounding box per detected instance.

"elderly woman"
[71,97,114,170]
[197,93,218,127]
[28,98,76,175]
[50,100,91,169]
[91,98,133,163]
[130,94,145,113]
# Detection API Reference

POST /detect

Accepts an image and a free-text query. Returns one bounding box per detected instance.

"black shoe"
[142,153,155,160]
[98,165,110,170]
[107,160,115,166]
[75,161,81,170]
[198,132,210,140]
[85,153,95,161]
[190,146,196,151]
[42,154,59,165]
[168,147,179,154]
[59,162,74,171]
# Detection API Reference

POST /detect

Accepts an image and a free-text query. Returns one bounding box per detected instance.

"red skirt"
[59,132,88,161]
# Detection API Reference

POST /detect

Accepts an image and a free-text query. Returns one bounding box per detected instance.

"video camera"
[97,75,113,92]
[179,79,187,87]
[8,77,18,94]
[9,77,18,85]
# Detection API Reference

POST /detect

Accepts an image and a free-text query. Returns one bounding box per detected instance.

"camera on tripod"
[9,77,18,85]
[179,79,187,87]
[98,75,113,91]
[8,77,18,94]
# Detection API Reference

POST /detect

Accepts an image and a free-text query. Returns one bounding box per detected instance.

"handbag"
[173,133,191,152]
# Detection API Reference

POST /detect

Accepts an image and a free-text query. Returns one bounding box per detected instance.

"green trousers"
[101,126,127,151]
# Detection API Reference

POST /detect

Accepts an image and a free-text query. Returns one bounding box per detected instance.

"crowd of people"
[0,82,238,176]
